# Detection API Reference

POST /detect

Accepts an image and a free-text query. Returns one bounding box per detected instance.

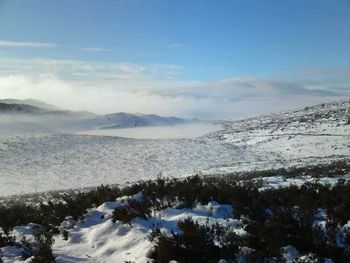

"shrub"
[0,233,16,247]
[1,160,350,262]
[112,198,152,225]
[148,218,242,263]
[20,224,55,263]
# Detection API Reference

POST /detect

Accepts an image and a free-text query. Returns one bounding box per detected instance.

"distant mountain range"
[0,102,44,114]
[0,99,190,135]
[0,99,59,110]
[92,112,187,129]
[0,99,95,118]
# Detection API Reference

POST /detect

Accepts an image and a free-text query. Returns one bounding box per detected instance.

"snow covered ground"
[53,196,240,263]
[241,173,350,190]
[0,197,241,263]
[2,173,350,263]
[0,133,249,196]
[0,100,349,196]
[205,100,350,173]
[1,100,349,263]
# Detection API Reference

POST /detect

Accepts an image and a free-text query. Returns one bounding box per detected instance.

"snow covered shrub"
[30,225,55,263]
[246,207,315,261]
[242,183,350,263]
[20,225,55,263]
[0,204,39,235]
[61,230,69,241]
[1,161,350,263]
[0,233,15,247]
[293,253,323,263]
[112,198,152,225]
[143,177,177,210]
[83,185,122,206]
[168,175,204,208]
[142,175,210,209]
[112,206,133,224]
[148,218,242,263]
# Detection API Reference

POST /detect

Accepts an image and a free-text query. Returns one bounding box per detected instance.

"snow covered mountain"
[89,112,188,129]
[0,99,60,111]
[0,102,44,114]
[0,101,94,119]
[0,99,189,135]
[204,99,350,173]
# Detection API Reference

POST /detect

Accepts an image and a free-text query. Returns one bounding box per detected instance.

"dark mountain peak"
[0,99,59,111]
[92,112,188,129]
[0,102,44,114]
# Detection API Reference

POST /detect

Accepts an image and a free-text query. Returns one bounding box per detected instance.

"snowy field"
[0,100,349,196]
[0,133,248,196]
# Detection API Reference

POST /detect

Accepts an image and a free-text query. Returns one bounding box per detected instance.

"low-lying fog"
[0,112,220,139]
[0,114,87,136]
[78,123,221,139]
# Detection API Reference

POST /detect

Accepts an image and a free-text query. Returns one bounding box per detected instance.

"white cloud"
[0,73,346,120]
[81,47,111,52]
[0,57,348,119]
[0,57,182,81]
[0,40,57,48]
[0,74,198,116]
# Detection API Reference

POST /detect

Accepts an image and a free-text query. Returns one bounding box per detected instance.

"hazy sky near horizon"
[0,0,349,119]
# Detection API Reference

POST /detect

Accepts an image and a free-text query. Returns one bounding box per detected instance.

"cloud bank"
[0,57,348,120]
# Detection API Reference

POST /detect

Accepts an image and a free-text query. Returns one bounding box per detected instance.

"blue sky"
[0,0,349,118]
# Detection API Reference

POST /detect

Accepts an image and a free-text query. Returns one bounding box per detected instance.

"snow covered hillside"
[205,100,350,173]
[0,100,349,196]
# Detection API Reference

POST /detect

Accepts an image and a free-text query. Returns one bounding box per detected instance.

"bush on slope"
[1,161,350,262]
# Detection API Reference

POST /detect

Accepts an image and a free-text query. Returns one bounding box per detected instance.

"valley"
[0,100,349,196]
